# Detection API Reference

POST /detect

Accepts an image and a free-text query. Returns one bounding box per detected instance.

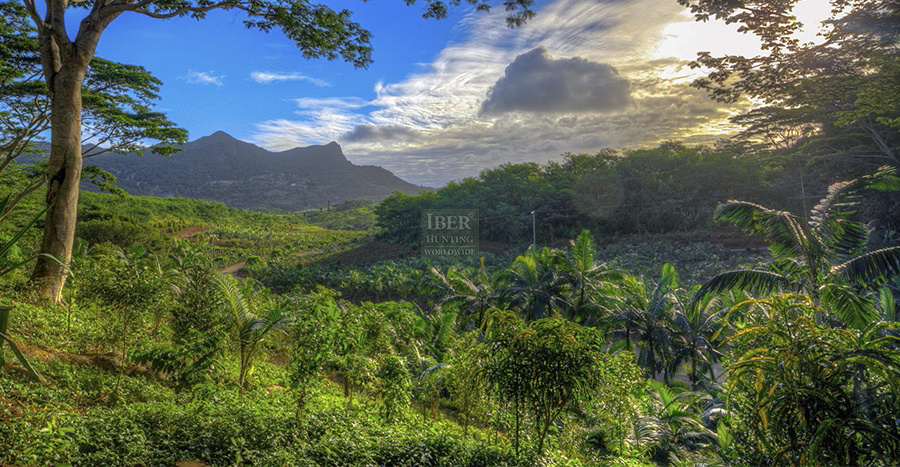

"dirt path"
[170,226,208,239]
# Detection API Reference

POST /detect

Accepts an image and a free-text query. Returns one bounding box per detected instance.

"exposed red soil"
[170,226,208,239]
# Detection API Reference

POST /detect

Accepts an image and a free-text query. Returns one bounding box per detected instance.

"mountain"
[83,131,426,211]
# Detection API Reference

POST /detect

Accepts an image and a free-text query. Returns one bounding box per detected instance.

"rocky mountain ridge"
[83,131,425,211]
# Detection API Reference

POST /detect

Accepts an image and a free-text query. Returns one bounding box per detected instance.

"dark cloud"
[341,124,420,143]
[480,47,631,116]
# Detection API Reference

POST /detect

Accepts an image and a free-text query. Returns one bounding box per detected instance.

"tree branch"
[0,176,47,223]
[98,0,157,20]
[131,2,235,19]
[21,0,44,29]
[100,0,236,20]
[858,117,898,166]
[46,0,73,51]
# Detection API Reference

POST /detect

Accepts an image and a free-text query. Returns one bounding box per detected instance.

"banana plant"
[695,167,900,328]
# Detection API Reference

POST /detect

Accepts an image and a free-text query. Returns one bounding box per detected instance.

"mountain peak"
[85,132,425,211]
[204,130,238,142]
[188,131,260,151]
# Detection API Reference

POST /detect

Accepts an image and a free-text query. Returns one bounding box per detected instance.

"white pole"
[531,210,536,247]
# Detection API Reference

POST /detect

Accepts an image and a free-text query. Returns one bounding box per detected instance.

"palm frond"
[810,179,870,257]
[0,331,44,384]
[214,274,256,329]
[694,269,798,303]
[819,284,878,329]
[829,246,900,288]
[571,229,595,273]
[860,165,900,192]
[714,201,808,259]
[877,287,897,321]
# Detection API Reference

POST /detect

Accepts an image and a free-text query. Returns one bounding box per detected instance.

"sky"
[80,0,832,187]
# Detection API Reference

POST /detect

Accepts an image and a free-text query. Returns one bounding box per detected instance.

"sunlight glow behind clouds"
[249,0,831,187]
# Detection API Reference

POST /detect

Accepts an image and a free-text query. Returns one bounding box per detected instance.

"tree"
[1,1,185,223]
[215,275,293,392]
[484,314,633,455]
[695,167,900,328]
[502,246,570,321]
[563,229,622,324]
[21,0,536,302]
[431,260,504,331]
[611,264,681,381]
[286,286,340,410]
[723,294,900,465]
[667,293,726,388]
[679,0,899,165]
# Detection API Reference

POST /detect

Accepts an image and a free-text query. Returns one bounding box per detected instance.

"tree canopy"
[679,0,899,166]
[0,0,185,219]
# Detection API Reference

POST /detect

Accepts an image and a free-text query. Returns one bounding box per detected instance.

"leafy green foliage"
[697,167,900,328]
[484,312,642,455]
[636,381,716,466]
[722,294,900,465]
[376,143,811,244]
[131,330,225,392]
[680,0,899,166]
[215,275,293,391]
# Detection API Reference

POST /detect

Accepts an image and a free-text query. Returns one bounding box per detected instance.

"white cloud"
[253,97,371,150]
[249,0,767,186]
[182,70,224,86]
[250,71,331,87]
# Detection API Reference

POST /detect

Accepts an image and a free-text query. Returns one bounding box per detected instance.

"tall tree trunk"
[30,4,108,303]
[31,65,86,303]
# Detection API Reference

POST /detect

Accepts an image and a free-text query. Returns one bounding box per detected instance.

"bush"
[77,218,170,252]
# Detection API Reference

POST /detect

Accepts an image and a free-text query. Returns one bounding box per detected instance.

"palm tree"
[695,167,900,328]
[502,246,570,321]
[431,259,504,330]
[215,275,294,392]
[636,380,717,466]
[611,264,681,381]
[564,230,623,325]
[667,292,730,388]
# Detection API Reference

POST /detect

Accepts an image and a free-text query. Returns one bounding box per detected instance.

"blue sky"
[70,0,831,187]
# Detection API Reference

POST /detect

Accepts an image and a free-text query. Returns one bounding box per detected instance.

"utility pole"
[531,210,536,247]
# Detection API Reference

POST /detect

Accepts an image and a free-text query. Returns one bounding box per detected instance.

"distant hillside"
[82,131,426,211]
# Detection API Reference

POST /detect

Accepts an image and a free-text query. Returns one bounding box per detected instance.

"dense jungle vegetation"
[2,0,899,465]
[2,138,899,465]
